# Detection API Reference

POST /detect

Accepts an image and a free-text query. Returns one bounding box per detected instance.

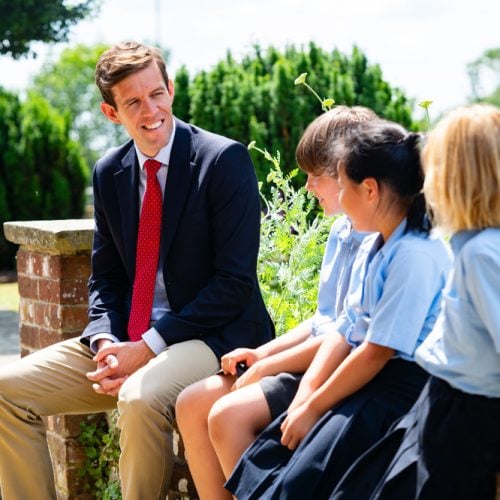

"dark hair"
[95,41,169,108]
[296,106,378,177]
[339,120,430,234]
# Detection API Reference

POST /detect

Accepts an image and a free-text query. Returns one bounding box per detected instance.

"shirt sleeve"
[365,248,447,356]
[465,251,500,352]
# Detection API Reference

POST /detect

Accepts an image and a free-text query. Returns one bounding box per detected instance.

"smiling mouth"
[144,120,163,130]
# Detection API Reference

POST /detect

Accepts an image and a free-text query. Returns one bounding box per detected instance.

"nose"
[141,97,156,116]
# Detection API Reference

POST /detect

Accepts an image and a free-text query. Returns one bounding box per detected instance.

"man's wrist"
[142,327,167,355]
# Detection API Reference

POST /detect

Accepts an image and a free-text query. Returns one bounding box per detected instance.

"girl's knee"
[176,383,203,428]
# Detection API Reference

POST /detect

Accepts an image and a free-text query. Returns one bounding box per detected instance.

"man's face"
[101,62,174,157]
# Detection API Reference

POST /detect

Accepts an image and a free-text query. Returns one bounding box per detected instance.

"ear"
[361,177,379,202]
[167,78,175,103]
[100,102,121,125]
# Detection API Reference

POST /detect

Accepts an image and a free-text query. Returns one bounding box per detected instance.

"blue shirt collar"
[377,218,408,256]
[450,229,482,255]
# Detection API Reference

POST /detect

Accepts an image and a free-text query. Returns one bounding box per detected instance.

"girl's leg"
[208,382,272,478]
[176,373,235,500]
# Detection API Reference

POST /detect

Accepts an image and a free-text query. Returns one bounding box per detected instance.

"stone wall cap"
[3,219,95,254]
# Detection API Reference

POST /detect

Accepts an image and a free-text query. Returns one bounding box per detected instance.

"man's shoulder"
[177,118,244,155]
[94,139,135,171]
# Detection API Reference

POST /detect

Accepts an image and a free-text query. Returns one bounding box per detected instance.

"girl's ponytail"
[403,132,431,234]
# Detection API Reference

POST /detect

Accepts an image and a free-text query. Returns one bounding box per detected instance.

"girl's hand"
[280,402,321,450]
[231,359,269,390]
[220,348,261,375]
[287,380,315,413]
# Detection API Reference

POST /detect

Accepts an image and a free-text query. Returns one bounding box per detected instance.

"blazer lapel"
[161,119,195,256]
[114,145,140,277]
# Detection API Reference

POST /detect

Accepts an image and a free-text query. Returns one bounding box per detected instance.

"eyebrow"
[121,86,167,107]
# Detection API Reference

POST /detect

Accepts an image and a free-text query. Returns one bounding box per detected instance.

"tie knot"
[144,159,162,177]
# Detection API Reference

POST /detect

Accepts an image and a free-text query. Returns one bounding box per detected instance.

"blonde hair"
[295,106,378,176]
[422,104,500,232]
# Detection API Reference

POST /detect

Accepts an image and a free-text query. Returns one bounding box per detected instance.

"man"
[0,41,273,499]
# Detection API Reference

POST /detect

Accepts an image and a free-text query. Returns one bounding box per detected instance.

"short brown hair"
[423,104,500,232]
[296,106,378,177]
[95,41,169,108]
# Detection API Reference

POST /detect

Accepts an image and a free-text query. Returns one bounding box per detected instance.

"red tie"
[128,159,163,341]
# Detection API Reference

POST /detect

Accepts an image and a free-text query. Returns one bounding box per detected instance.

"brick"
[16,249,29,274]
[38,330,66,349]
[38,278,61,303]
[43,254,91,281]
[30,252,44,277]
[61,306,89,331]
[17,275,38,300]
[34,302,61,329]
[59,279,89,305]
[19,298,36,324]
[60,255,91,280]
[20,347,31,357]
[19,323,40,350]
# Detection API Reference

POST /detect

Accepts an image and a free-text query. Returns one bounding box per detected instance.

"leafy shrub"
[0,88,89,269]
[174,43,416,186]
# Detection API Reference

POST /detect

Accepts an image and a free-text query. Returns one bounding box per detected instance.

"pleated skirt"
[331,376,500,500]
[226,358,428,500]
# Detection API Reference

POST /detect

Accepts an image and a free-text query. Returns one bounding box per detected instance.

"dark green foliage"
[0,0,100,58]
[174,43,416,185]
[79,413,121,499]
[0,88,89,269]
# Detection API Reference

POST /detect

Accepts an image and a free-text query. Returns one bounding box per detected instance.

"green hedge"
[174,43,416,186]
[0,88,89,269]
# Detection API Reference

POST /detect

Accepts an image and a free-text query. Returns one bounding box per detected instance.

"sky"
[0,0,498,120]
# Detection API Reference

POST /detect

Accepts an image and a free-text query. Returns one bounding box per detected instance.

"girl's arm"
[232,333,324,390]
[280,341,394,450]
[288,331,352,413]
[221,319,313,376]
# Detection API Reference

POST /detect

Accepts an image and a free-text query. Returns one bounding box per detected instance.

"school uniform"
[226,219,452,500]
[260,215,366,420]
[331,228,500,500]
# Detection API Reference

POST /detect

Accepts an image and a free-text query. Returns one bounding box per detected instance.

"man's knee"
[118,381,175,426]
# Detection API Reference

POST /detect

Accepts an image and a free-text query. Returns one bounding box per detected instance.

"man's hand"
[86,340,155,396]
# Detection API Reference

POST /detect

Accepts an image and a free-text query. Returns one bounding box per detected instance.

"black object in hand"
[236,362,248,377]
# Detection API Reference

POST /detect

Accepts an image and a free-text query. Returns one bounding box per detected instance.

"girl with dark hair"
[331,104,500,500]
[226,120,452,499]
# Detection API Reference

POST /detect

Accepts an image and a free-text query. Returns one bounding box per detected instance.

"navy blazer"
[81,118,274,358]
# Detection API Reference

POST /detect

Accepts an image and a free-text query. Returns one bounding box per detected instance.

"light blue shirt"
[311,215,366,336]
[335,219,452,360]
[416,228,500,397]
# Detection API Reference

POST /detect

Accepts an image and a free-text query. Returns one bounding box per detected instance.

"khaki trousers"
[0,337,219,500]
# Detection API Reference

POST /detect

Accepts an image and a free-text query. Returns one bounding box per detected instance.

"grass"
[0,282,20,311]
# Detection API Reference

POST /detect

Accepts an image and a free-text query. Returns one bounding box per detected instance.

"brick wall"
[4,220,196,500]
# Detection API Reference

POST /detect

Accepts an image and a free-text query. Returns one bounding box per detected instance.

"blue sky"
[0,0,498,119]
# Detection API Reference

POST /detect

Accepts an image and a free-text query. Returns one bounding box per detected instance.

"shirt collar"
[450,229,481,255]
[134,118,176,170]
[378,218,408,256]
